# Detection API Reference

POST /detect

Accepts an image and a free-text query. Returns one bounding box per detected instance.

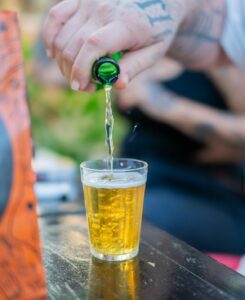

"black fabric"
[164,70,228,109]
[120,70,229,164]
[118,70,245,252]
[143,186,245,254]
[119,70,242,193]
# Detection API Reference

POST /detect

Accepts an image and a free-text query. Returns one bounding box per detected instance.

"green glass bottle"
[92,53,122,86]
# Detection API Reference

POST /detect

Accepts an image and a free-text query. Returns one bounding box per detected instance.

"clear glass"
[80,159,148,262]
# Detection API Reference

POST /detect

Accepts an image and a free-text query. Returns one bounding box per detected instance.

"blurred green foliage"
[22,38,128,163]
[0,1,128,163]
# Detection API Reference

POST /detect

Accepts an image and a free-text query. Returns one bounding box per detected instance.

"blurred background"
[2,0,245,259]
[0,1,128,204]
[0,0,128,162]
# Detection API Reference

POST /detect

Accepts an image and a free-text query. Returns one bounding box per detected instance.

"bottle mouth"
[92,57,120,85]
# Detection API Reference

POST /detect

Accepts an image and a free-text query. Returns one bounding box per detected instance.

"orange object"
[0,11,47,300]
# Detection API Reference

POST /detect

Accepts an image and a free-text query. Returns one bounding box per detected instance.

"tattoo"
[193,122,245,153]
[170,0,225,67]
[145,84,245,159]
[135,0,165,10]
[153,29,173,40]
[193,123,216,141]
[148,14,172,27]
[177,32,218,43]
[177,10,219,42]
[134,0,173,40]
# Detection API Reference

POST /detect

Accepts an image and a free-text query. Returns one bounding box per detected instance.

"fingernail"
[71,80,80,91]
[46,49,52,58]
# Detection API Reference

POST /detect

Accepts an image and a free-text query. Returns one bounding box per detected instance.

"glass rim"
[80,158,148,172]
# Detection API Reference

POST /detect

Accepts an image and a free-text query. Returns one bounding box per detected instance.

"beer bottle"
[92,53,122,86]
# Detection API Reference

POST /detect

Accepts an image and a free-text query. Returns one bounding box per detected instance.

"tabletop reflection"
[88,257,140,300]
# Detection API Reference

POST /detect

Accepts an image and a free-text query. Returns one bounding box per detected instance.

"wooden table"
[40,212,245,300]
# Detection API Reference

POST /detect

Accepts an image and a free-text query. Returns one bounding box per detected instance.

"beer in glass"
[80,159,148,261]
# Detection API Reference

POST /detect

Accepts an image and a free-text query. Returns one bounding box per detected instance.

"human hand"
[43,0,187,92]
[117,58,181,112]
[196,138,245,164]
[117,74,177,122]
[116,75,150,110]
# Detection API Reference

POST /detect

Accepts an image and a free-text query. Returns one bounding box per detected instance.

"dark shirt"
[119,71,243,196]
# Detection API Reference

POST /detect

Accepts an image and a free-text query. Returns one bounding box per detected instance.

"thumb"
[115,42,167,90]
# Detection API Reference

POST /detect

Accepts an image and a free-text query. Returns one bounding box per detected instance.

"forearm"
[169,0,226,69]
[129,0,226,68]
[209,68,245,113]
[141,88,245,149]
[167,101,245,147]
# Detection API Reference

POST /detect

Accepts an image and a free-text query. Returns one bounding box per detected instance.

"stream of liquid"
[104,85,114,173]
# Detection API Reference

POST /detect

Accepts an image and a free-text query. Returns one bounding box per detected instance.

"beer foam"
[83,171,146,188]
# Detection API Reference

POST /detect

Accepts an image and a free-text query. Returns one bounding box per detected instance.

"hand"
[43,0,187,92]
[117,58,182,108]
[116,74,151,110]
[196,138,245,164]
[117,75,178,123]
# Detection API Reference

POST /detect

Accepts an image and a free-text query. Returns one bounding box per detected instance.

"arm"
[117,70,245,163]
[144,89,245,163]
[169,0,227,69]
[43,0,229,92]
[209,68,245,114]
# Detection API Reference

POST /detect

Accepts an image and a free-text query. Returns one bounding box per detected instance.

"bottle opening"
[92,57,120,85]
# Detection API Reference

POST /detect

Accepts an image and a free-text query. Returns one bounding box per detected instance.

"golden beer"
[83,172,146,259]
[81,159,148,261]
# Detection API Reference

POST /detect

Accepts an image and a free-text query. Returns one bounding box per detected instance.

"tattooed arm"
[43,0,229,92]
[169,0,227,69]
[151,92,245,163]
[117,67,245,163]
[209,68,245,114]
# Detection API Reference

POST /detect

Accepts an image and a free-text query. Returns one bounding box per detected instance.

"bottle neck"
[92,57,120,86]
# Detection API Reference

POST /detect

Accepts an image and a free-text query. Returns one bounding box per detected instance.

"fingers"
[59,19,101,84]
[116,90,136,109]
[54,12,87,57]
[114,42,167,90]
[43,0,179,94]
[70,21,133,91]
[43,0,80,57]
[54,14,87,77]
[116,75,147,109]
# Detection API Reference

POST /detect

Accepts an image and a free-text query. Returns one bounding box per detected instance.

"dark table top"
[40,213,245,300]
